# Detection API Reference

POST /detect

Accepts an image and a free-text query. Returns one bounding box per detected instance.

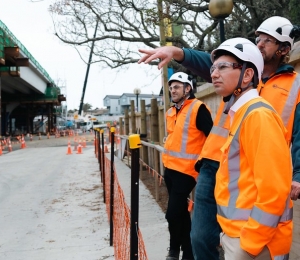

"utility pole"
[157,0,170,123]
[78,20,99,115]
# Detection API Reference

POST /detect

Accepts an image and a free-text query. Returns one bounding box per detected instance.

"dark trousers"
[190,159,222,260]
[164,168,196,258]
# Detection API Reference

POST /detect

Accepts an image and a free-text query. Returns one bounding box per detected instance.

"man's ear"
[185,85,192,94]
[243,68,254,84]
[280,45,291,56]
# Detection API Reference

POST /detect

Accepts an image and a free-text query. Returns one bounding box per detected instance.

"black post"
[101,129,106,203]
[219,19,225,43]
[110,127,115,246]
[97,130,102,182]
[94,130,97,157]
[129,134,141,260]
[136,94,139,112]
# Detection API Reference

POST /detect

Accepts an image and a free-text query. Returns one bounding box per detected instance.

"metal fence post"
[101,129,106,203]
[97,130,102,182]
[94,129,97,156]
[110,127,115,246]
[129,134,141,260]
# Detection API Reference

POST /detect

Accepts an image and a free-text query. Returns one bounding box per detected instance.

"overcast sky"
[0,0,162,110]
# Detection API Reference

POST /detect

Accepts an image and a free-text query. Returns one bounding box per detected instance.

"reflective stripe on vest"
[281,74,300,126]
[274,254,289,260]
[209,112,229,138]
[217,101,292,227]
[164,99,199,160]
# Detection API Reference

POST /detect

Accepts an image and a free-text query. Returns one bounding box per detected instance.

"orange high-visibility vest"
[198,101,230,162]
[216,98,293,258]
[162,99,207,179]
[258,71,300,146]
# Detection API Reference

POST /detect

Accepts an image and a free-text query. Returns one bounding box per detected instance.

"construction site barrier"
[102,155,148,260]
[99,130,148,260]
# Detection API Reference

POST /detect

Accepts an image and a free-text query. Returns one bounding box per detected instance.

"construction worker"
[162,72,213,260]
[138,16,300,259]
[213,37,292,259]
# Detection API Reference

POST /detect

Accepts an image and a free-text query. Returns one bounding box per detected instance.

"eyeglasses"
[169,84,183,91]
[255,37,278,46]
[210,62,242,75]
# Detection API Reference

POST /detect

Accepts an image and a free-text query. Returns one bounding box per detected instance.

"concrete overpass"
[0,20,66,136]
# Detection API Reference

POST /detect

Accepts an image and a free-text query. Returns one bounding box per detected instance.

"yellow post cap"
[110,127,115,133]
[129,134,141,149]
[100,129,104,134]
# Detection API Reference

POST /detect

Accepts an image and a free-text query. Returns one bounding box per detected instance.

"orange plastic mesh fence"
[104,156,149,260]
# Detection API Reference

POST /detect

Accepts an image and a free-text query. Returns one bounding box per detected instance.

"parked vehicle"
[79,120,95,132]
[78,115,100,132]
[65,120,75,129]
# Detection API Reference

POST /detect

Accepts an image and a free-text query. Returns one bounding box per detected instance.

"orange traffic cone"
[47,132,50,139]
[21,136,26,149]
[76,142,83,154]
[66,141,72,155]
[2,139,6,149]
[8,139,12,152]
[0,145,2,156]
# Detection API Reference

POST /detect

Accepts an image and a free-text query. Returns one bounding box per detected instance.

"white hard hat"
[168,72,193,87]
[256,16,294,47]
[211,37,264,82]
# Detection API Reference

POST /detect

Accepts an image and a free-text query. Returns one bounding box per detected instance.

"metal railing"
[116,134,165,202]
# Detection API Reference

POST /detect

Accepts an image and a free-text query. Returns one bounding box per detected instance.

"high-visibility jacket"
[258,71,300,146]
[215,97,293,258]
[162,99,207,179]
[198,101,230,162]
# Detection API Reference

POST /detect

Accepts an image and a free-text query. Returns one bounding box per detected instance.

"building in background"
[103,93,162,115]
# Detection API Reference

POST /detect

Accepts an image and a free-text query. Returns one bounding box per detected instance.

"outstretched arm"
[138,46,213,82]
[138,46,184,69]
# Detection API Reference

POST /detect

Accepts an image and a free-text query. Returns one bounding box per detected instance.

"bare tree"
[48,0,217,71]
[48,0,296,71]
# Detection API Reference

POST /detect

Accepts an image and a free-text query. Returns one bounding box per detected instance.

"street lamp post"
[133,88,141,112]
[209,0,233,43]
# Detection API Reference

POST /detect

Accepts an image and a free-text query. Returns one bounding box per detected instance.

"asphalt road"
[0,134,114,260]
[0,133,171,260]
